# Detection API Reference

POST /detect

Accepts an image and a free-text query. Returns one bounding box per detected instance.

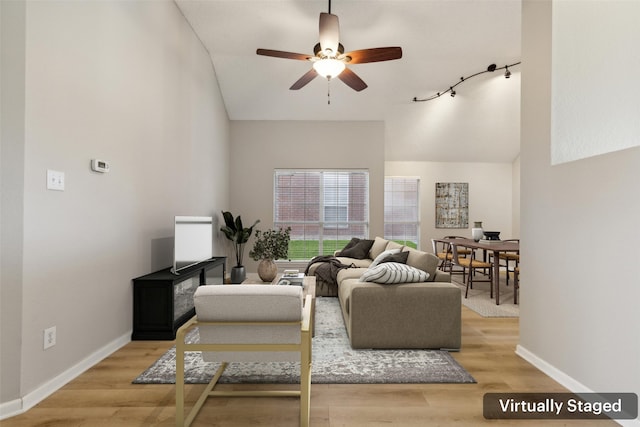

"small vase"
[257,259,278,282]
[230,266,246,284]
[471,221,484,242]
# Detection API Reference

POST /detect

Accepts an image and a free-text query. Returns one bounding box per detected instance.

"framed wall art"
[435,182,468,228]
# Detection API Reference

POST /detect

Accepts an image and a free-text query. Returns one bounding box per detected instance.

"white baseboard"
[0,331,131,421]
[0,399,23,420]
[515,345,640,427]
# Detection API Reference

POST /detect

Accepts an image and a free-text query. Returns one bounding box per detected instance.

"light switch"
[47,170,65,191]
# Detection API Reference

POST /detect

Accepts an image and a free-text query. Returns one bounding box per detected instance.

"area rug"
[452,275,519,318]
[133,298,475,385]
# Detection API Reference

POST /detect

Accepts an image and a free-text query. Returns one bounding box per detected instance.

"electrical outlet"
[44,326,56,350]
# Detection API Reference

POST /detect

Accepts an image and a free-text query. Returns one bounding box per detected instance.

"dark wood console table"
[132,257,226,340]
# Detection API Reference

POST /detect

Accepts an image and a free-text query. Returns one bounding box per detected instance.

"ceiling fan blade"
[290,69,318,90]
[257,49,312,61]
[338,67,368,92]
[319,13,340,56]
[341,47,403,64]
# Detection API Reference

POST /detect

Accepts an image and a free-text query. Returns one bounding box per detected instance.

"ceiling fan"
[256,1,402,92]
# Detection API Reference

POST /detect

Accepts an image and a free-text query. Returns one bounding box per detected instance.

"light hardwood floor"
[3,303,616,427]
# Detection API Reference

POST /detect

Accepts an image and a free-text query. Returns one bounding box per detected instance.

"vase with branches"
[250,227,291,282]
[220,211,259,283]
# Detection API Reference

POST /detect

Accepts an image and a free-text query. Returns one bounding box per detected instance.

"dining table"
[437,237,519,305]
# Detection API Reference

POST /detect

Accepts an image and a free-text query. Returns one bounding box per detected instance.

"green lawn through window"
[288,239,417,260]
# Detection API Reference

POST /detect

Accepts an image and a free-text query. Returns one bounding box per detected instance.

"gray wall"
[228,120,385,272]
[1,0,229,410]
[519,0,639,405]
[1,0,27,404]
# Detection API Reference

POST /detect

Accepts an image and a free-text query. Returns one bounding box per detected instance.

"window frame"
[383,176,421,249]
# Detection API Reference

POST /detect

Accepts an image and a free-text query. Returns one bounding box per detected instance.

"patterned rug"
[451,274,519,317]
[133,298,475,385]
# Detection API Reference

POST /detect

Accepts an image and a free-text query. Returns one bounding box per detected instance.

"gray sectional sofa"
[307,237,461,350]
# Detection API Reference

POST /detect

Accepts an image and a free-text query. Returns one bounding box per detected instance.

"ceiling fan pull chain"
[327,80,331,104]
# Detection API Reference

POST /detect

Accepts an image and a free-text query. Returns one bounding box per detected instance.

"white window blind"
[384,177,420,249]
[275,170,369,260]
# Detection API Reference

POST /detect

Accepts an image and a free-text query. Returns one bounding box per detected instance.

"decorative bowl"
[483,231,501,240]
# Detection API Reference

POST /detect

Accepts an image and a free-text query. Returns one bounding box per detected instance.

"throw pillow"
[379,251,409,265]
[403,247,439,281]
[360,262,429,284]
[386,240,404,252]
[336,238,374,259]
[369,237,390,260]
[369,248,401,268]
[339,237,360,252]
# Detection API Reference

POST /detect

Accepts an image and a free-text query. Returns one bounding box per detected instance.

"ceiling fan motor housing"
[314,42,345,59]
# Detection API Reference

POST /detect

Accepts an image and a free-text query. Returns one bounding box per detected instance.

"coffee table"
[242,273,317,335]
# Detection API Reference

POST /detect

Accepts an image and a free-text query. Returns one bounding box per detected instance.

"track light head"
[487,64,497,72]
[450,87,456,97]
[504,66,511,79]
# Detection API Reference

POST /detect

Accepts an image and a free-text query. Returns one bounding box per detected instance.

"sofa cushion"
[369,248,401,268]
[386,240,404,252]
[403,247,439,281]
[369,237,390,260]
[379,251,409,265]
[335,257,371,268]
[337,267,368,283]
[336,238,374,259]
[360,262,429,284]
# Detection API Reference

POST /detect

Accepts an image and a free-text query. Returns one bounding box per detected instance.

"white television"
[172,216,213,274]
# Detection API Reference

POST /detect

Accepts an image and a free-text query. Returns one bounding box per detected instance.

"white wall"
[519,1,640,419]
[228,120,385,272]
[551,1,640,164]
[1,0,229,413]
[385,161,514,249]
[511,155,520,238]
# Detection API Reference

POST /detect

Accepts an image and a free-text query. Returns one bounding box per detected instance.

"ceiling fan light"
[313,58,346,79]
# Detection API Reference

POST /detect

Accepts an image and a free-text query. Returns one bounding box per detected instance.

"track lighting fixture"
[412,61,521,102]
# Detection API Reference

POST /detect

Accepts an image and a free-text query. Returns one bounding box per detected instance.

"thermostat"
[91,159,110,173]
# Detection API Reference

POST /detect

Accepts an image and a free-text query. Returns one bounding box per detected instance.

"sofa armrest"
[345,282,461,350]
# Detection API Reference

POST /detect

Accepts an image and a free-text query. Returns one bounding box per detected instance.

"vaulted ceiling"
[175,0,522,162]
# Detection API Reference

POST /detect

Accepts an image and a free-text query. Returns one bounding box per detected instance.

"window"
[275,170,369,260]
[323,172,349,226]
[384,177,420,249]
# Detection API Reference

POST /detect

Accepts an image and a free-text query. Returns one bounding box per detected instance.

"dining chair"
[431,238,453,271]
[432,236,471,276]
[513,266,520,304]
[451,243,493,298]
[175,285,312,427]
[496,239,519,286]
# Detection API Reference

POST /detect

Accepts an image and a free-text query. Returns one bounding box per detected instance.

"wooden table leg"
[493,250,501,305]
